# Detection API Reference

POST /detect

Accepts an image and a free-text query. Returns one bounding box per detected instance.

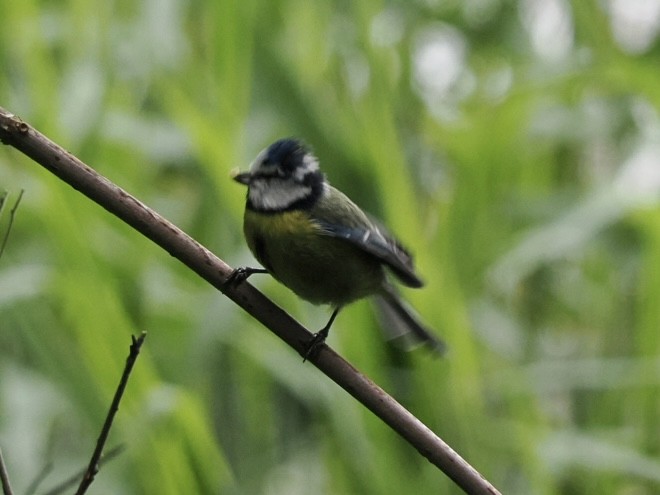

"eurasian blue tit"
[232,138,444,357]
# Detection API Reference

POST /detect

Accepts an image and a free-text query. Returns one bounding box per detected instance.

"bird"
[231,138,444,359]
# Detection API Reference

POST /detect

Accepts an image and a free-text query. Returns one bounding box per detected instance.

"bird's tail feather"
[376,285,446,355]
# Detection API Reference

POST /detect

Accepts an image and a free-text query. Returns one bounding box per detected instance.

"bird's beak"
[231,170,252,185]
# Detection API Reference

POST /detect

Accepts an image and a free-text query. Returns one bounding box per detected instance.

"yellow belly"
[244,210,384,306]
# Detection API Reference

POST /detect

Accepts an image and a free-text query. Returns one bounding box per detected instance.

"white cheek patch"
[294,154,319,182]
[249,178,312,210]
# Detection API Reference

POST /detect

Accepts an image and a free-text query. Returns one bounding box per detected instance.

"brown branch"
[0,106,501,495]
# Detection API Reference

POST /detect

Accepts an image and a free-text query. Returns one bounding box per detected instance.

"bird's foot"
[302,327,329,362]
[223,267,268,289]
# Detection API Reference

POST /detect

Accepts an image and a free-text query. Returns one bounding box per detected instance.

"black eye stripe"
[253,170,287,181]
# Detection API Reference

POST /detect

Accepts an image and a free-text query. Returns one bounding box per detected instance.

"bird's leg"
[223,267,268,288]
[303,307,341,362]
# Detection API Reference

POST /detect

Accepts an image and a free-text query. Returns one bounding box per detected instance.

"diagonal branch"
[0,106,500,495]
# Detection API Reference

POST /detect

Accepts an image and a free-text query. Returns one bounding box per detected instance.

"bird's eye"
[256,158,288,178]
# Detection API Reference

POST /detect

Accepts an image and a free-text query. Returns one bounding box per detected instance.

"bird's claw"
[302,328,329,362]
[223,267,267,289]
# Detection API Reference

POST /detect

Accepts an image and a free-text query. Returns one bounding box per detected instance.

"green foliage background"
[2,0,660,493]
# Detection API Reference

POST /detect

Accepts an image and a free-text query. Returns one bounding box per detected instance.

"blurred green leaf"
[2,0,660,493]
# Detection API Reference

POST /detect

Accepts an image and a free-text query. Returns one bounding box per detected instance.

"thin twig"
[75,333,146,495]
[0,106,501,495]
[41,445,125,495]
[0,447,14,495]
[0,189,24,260]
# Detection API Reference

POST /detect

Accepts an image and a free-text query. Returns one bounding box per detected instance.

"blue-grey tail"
[376,285,446,355]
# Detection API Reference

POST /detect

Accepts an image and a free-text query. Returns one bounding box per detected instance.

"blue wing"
[315,219,424,288]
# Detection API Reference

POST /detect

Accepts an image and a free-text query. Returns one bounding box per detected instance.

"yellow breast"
[242,209,383,306]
